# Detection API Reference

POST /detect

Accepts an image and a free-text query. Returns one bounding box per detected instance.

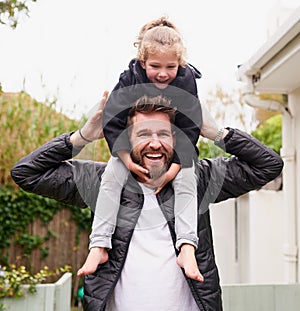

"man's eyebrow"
[136,128,172,135]
[136,128,151,133]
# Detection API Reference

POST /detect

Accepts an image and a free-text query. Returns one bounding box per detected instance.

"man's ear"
[172,131,176,146]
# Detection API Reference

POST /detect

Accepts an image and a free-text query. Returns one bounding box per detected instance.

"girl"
[77,17,203,282]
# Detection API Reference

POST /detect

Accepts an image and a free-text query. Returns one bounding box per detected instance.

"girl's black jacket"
[103,59,203,167]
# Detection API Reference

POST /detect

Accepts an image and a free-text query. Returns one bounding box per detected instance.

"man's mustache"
[130,148,173,178]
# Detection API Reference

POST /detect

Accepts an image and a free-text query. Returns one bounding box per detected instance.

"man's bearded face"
[129,112,175,180]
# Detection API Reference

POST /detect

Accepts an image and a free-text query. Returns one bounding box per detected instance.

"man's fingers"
[102,90,109,98]
[98,91,109,112]
[89,91,109,123]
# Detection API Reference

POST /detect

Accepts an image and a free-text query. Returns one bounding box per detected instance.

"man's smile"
[145,153,163,160]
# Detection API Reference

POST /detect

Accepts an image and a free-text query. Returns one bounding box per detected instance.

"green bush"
[0,264,71,299]
[198,138,229,159]
[198,113,282,159]
[251,114,282,155]
[0,91,110,185]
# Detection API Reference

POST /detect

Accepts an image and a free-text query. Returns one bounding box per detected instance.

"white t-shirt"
[106,183,199,311]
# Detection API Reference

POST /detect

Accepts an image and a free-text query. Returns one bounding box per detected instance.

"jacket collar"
[128,58,201,96]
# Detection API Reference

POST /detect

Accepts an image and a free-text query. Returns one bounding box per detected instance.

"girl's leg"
[173,164,204,282]
[173,164,198,250]
[77,157,128,276]
[89,156,128,249]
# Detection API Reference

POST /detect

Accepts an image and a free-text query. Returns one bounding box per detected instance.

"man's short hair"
[128,95,176,126]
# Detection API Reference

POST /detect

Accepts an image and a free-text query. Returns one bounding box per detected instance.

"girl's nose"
[158,70,167,78]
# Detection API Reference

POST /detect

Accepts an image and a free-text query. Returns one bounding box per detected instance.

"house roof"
[237,6,300,94]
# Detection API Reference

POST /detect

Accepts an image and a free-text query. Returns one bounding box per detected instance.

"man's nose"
[148,134,162,149]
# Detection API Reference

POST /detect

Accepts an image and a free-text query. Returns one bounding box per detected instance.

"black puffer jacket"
[10,128,283,311]
[103,59,202,167]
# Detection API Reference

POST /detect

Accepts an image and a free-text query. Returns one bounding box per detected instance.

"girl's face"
[141,51,179,89]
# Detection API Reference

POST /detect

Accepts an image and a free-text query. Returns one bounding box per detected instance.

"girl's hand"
[153,163,181,194]
[128,162,150,183]
[153,171,173,194]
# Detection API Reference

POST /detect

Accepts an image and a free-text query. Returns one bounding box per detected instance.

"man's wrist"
[70,130,90,147]
[214,128,224,144]
[214,128,229,145]
[79,128,93,143]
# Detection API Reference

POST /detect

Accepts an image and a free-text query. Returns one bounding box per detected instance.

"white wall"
[210,198,238,284]
[247,190,284,284]
[211,190,284,285]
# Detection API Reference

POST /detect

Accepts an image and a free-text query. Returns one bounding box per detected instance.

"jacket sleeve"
[10,133,105,210]
[197,128,284,205]
[103,72,138,155]
[167,65,202,167]
[173,96,202,167]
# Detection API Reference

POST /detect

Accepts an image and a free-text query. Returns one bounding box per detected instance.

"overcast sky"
[0,0,298,118]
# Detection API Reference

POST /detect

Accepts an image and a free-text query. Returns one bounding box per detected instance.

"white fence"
[0,272,72,311]
[222,283,300,311]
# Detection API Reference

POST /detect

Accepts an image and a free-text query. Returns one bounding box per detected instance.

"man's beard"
[131,149,172,179]
[147,161,168,179]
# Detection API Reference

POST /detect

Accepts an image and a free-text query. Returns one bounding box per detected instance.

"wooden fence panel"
[3,208,90,302]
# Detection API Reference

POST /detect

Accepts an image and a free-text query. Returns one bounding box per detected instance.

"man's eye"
[139,133,150,137]
[159,133,170,137]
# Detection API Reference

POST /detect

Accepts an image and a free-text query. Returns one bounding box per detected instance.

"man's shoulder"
[70,159,107,178]
[194,158,216,180]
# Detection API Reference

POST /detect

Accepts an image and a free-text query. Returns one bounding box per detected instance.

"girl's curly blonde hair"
[134,17,187,67]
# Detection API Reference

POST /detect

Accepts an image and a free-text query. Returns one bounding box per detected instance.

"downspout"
[241,88,291,115]
[241,86,298,283]
[281,110,298,283]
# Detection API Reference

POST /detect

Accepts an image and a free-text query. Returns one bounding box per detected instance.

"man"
[11,93,283,311]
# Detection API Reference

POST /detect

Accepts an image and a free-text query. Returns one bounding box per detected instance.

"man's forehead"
[132,112,171,125]
[131,112,172,132]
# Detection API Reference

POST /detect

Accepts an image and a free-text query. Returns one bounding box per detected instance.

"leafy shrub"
[0,264,71,299]
[0,91,110,185]
[251,114,282,155]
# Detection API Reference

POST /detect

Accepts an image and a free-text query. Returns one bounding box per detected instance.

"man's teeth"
[146,153,162,158]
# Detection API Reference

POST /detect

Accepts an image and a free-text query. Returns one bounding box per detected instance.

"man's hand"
[71,91,108,147]
[200,105,219,140]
